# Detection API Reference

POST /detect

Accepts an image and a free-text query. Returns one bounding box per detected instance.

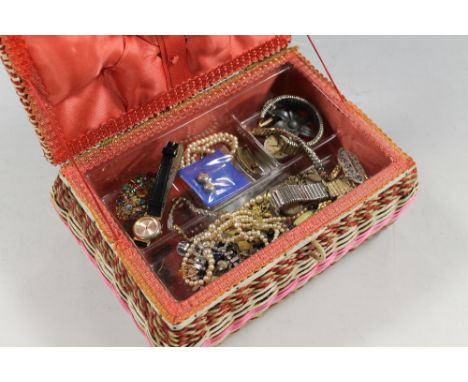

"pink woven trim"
[201,194,417,347]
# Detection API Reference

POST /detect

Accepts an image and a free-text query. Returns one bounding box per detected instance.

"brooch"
[115,173,155,221]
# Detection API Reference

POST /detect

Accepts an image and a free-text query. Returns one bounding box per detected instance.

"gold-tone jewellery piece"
[329,164,342,180]
[236,146,266,177]
[252,127,327,178]
[132,142,183,246]
[324,178,355,198]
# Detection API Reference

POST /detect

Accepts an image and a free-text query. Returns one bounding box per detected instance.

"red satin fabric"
[21,36,273,145]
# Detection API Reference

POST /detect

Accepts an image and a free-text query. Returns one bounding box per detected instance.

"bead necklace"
[181,132,239,167]
[180,193,304,288]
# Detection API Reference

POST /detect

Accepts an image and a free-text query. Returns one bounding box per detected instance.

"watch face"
[132,216,162,241]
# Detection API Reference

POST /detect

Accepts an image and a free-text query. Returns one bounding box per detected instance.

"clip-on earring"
[197,172,215,192]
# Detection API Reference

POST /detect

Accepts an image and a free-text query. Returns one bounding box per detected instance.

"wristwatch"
[132,142,183,246]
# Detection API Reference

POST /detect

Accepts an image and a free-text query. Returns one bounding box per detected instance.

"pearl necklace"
[180,193,304,288]
[181,132,239,167]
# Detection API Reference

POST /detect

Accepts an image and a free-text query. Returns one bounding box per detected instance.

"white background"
[0,35,467,346]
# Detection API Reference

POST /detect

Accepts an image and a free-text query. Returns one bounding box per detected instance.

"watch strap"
[147,142,183,217]
[271,183,330,211]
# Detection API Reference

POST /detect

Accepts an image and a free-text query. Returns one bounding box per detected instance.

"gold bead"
[293,210,314,226]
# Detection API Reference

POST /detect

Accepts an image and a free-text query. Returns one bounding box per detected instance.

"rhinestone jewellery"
[166,196,217,242]
[337,148,368,184]
[115,173,155,221]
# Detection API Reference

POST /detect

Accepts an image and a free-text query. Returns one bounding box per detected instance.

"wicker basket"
[1,35,418,346]
[52,168,417,346]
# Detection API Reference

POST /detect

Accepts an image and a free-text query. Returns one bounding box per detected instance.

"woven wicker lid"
[0,35,290,164]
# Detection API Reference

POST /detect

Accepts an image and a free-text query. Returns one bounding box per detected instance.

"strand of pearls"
[181,132,239,167]
[180,193,305,288]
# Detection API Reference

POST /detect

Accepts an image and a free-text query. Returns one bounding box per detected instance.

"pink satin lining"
[22,36,273,145]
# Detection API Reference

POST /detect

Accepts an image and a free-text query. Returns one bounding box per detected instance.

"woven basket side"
[51,167,418,346]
